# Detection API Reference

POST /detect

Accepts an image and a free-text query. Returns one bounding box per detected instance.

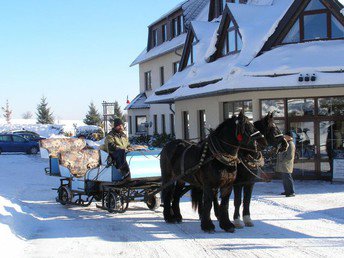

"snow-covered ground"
[0,154,344,258]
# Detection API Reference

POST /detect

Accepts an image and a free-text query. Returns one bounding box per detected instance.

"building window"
[153,114,158,134]
[288,99,315,117]
[186,36,197,67]
[162,24,167,42]
[172,15,183,38]
[259,96,344,176]
[135,116,147,133]
[173,61,179,74]
[160,66,165,86]
[180,15,184,33]
[144,71,152,91]
[318,97,344,116]
[170,114,175,136]
[161,114,166,134]
[152,29,158,47]
[221,20,242,56]
[261,99,285,118]
[183,111,190,140]
[282,0,344,44]
[199,110,206,140]
[223,100,253,121]
[128,116,132,134]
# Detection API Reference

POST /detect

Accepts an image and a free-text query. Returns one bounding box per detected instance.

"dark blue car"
[0,134,40,154]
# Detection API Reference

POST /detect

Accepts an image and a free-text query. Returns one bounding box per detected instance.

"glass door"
[319,121,344,175]
[289,122,316,176]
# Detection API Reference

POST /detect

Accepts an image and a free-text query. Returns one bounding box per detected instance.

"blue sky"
[0,0,182,120]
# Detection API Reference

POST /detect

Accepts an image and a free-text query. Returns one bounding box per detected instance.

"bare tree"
[2,100,13,124]
[22,111,33,119]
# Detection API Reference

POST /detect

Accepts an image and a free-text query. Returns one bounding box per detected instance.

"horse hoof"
[203,229,215,234]
[175,215,183,223]
[243,215,254,227]
[225,227,235,233]
[201,223,215,233]
[165,218,177,224]
[234,218,244,229]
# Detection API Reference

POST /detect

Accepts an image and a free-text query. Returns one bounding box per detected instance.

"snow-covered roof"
[146,0,344,104]
[227,0,293,66]
[130,34,187,67]
[125,93,150,110]
[154,21,220,96]
[130,0,209,66]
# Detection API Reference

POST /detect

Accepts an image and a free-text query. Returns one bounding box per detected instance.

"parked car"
[11,130,45,142]
[0,134,40,154]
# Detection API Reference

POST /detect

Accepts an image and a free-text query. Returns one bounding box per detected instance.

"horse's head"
[254,112,288,153]
[215,111,267,154]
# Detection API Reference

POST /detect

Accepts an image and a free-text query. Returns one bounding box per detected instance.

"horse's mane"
[213,116,235,135]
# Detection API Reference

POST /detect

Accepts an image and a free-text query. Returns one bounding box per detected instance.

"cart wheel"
[58,186,72,205]
[146,194,161,211]
[104,192,128,213]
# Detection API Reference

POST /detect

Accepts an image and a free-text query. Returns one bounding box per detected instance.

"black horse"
[232,112,288,228]
[160,112,267,232]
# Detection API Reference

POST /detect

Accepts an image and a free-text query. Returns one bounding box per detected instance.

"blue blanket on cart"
[126,149,161,179]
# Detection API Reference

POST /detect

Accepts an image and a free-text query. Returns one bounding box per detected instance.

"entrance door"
[289,122,316,176]
[318,120,344,175]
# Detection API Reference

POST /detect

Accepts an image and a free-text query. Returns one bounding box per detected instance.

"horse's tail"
[191,186,203,211]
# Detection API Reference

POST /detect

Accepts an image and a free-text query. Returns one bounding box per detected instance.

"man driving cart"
[104,118,146,180]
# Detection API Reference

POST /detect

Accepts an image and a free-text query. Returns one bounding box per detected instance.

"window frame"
[198,110,206,140]
[152,29,158,47]
[182,111,190,140]
[144,71,152,91]
[162,23,167,43]
[135,116,147,134]
[222,25,242,56]
[160,66,165,86]
[173,61,179,74]
[280,2,344,45]
[153,114,158,134]
[170,114,175,136]
[161,114,166,134]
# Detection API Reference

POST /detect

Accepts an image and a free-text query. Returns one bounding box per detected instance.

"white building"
[146,0,344,177]
[127,0,209,137]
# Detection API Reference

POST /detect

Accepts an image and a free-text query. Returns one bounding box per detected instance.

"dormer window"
[172,15,184,38]
[221,21,242,56]
[186,36,197,67]
[282,0,344,44]
[162,24,167,42]
[179,30,198,71]
[152,29,158,47]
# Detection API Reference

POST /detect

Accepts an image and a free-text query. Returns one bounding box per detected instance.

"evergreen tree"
[36,96,54,124]
[1,99,12,124]
[84,102,102,126]
[114,101,126,122]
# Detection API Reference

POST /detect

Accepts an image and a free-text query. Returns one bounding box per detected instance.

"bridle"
[206,117,264,166]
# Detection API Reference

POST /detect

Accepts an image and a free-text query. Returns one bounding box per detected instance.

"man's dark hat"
[112,118,123,128]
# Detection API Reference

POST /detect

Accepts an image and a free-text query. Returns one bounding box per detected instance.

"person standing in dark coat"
[275,134,296,197]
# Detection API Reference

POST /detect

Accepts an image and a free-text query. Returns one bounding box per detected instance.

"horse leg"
[243,183,254,227]
[218,186,235,233]
[172,180,185,223]
[213,191,220,220]
[233,185,244,229]
[162,183,176,223]
[200,186,215,233]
